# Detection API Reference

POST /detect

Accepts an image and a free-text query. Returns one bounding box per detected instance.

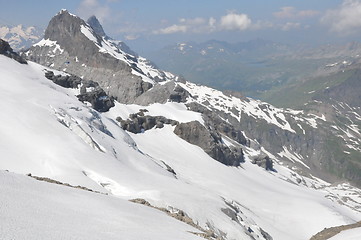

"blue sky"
[1,0,361,53]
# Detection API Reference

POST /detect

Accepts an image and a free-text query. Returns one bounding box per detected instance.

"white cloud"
[274,7,295,19]
[179,17,206,25]
[274,6,319,19]
[77,0,111,22]
[124,34,138,41]
[208,17,217,32]
[321,0,361,34]
[281,22,301,31]
[153,17,210,34]
[153,12,252,35]
[154,24,187,34]
[219,13,252,31]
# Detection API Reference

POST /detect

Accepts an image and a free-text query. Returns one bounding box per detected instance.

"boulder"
[251,154,274,171]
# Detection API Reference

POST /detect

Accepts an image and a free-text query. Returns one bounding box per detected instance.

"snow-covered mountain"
[0,24,42,51]
[1,9,361,240]
[24,9,361,186]
[2,47,361,240]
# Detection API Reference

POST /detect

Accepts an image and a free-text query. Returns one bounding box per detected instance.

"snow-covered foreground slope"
[0,170,202,240]
[329,227,361,240]
[0,55,361,240]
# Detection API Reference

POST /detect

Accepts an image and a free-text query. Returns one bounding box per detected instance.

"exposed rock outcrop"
[186,102,248,146]
[86,16,106,37]
[117,110,178,134]
[0,39,27,64]
[169,85,191,103]
[174,121,244,166]
[45,70,114,112]
[251,154,274,171]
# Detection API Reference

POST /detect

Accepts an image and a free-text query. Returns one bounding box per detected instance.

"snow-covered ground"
[0,54,361,240]
[329,227,361,240]
[0,170,203,240]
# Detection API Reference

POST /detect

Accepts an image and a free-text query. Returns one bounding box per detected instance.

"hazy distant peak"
[0,24,42,51]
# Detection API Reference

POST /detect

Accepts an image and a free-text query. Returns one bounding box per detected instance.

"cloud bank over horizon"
[322,0,361,35]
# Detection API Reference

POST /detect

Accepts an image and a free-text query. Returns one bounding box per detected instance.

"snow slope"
[0,55,361,240]
[0,170,202,240]
[329,227,361,240]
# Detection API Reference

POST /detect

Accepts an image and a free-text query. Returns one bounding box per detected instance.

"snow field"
[0,55,360,240]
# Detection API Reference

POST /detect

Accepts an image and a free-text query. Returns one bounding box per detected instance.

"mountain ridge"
[2,9,360,239]
[23,9,361,187]
[0,24,42,51]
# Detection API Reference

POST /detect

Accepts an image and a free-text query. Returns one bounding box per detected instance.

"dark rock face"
[86,16,106,37]
[169,85,191,103]
[77,88,114,112]
[174,121,244,166]
[45,70,114,112]
[186,102,248,146]
[251,155,274,171]
[87,15,140,58]
[44,71,81,88]
[117,111,178,134]
[0,39,27,64]
[25,10,146,104]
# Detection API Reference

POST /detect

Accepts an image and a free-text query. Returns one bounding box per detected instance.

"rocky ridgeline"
[45,70,114,112]
[0,39,27,64]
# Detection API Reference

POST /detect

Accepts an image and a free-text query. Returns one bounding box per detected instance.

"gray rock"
[77,88,115,112]
[169,85,191,103]
[45,71,81,88]
[173,121,244,166]
[86,16,106,37]
[117,112,179,134]
[186,102,248,146]
[251,154,274,171]
[0,39,27,64]
[45,70,114,112]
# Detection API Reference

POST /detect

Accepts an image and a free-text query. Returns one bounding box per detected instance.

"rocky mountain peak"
[44,9,98,45]
[87,15,106,38]
[26,10,179,105]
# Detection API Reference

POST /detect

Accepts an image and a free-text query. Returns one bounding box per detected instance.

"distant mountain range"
[147,39,361,107]
[0,24,42,51]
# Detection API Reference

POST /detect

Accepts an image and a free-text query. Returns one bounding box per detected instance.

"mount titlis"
[0,9,360,240]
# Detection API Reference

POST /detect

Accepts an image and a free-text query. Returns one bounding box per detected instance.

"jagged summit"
[26,10,177,104]
[87,15,106,38]
[86,15,138,57]
[44,9,101,45]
